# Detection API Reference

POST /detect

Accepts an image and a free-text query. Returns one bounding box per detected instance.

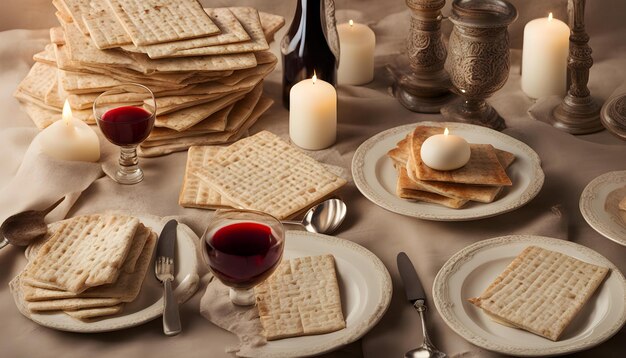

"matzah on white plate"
[468,246,609,341]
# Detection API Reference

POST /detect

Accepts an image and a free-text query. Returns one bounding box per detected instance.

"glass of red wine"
[201,209,285,306]
[93,84,156,185]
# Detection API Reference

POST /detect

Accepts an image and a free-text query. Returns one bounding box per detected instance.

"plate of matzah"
[580,170,626,246]
[250,230,392,357]
[352,122,544,221]
[432,235,626,356]
[9,213,200,332]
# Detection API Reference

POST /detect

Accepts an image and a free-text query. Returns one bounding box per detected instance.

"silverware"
[155,219,181,336]
[0,197,65,250]
[397,252,447,358]
[281,198,347,234]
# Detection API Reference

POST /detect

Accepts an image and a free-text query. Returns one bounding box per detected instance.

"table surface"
[1,1,625,357]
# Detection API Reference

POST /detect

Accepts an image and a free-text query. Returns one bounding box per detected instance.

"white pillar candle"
[337,20,376,85]
[38,100,100,162]
[289,73,337,150]
[521,13,570,99]
[420,128,470,171]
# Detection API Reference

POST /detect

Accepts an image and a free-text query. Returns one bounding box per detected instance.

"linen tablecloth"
[1,1,625,357]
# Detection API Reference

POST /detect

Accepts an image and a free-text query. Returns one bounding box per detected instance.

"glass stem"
[229,287,256,306]
[119,145,139,175]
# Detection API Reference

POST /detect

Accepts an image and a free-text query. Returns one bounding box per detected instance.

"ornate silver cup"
[441,0,517,130]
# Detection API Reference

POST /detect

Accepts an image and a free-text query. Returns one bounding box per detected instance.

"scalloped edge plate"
[580,170,626,246]
[432,235,626,356]
[351,122,544,221]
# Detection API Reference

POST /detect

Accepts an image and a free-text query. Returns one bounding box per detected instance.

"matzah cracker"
[397,167,468,209]
[192,131,346,219]
[23,230,157,302]
[169,7,269,57]
[138,96,273,157]
[126,8,250,58]
[22,214,140,293]
[82,2,133,49]
[259,12,285,42]
[255,255,345,340]
[33,44,57,65]
[468,246,609,341]
[60,0,91,35]
[28,297,122,312]
[408,126,512,186]
[106,0,219,46]
[64,304,124,320]
[148,106,231,141]
[17,62,57,101]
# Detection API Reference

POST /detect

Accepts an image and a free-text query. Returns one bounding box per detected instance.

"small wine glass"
[93,83,156,185]
[202,209,285,306]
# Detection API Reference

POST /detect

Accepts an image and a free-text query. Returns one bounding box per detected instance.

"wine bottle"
[281,0,339,109]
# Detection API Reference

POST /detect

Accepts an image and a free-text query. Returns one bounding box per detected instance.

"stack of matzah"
[179,131,347,220]
[255,255,346,340]
[387,125,515,209]
[469,246,609,341]
[9,214,157,321]
[14,0,286,157]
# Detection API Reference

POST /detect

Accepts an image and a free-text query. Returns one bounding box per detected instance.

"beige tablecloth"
[1,1,626,357]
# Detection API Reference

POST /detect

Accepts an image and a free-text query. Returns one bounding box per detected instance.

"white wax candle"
[521,13,570,99]
[420,128,470,171]
[38,100,100,162]
[289,74,337,150]
[337,20,376,85]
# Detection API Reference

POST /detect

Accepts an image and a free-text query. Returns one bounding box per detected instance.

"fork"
[155,256,181,336]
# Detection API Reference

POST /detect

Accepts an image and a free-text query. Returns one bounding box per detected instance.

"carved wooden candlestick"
[389,0,455,113]
[547,0,603,134]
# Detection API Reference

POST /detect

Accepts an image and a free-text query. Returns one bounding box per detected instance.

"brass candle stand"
[388,0,455,113]
[529,0,604,134]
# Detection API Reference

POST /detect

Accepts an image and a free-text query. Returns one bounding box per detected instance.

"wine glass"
[201,209,285,306]
[93,84,156,185]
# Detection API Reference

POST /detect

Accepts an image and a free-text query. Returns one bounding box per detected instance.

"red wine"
[281,0,338,108]
[205,222,283,288]
[99,106,154,146]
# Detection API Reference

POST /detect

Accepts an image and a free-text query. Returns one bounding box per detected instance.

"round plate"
[351,122,544,221]
[580,171,626,246]
[432,235,626,356]
[15,214,200,333]
[253,230,392,358]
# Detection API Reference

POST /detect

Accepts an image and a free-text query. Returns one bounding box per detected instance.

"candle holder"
[441,0,517,131]
[388,0,455,113]
[528,0,603,134]
[601,94,626,140]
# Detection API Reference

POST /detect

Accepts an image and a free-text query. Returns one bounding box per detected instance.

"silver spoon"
[282,198,347,234]
[404,302,447,358]
[0,197,65,249]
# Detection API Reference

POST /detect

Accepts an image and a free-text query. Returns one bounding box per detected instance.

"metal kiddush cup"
[441,0,517,131]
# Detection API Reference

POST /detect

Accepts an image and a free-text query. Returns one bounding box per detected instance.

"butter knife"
[397,252,446,358]
[155,219,181,336]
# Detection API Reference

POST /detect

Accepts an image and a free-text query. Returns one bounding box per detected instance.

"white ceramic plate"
[253,230,392,358]
[432,235,626,356]
[352,122,544,221]
[580,171,626,246]
[15,214,200,333]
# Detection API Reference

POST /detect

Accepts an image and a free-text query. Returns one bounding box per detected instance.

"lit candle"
[337,20,376,85]
[289,72,337,150]
[420,128,470,171]
[521,13,570,99]
[38,100,100,162]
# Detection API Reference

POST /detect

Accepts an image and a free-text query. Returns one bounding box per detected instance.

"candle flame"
[444,128,449,136]
[349,19,354,27]
[312,70,317,84]
[548,12,553,21]
[62,99,72,126]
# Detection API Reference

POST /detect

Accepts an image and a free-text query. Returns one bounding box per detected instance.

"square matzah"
[192,131,346,220]
[468,246,609,341]
[255,255,345,340]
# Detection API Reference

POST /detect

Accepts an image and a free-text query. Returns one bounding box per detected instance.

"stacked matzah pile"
[387,125,515,209]
[179,131,347,220]
[9,214,157,321]
[14,0,286,157]
[469,246,609,341]
[255,255,346,340]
